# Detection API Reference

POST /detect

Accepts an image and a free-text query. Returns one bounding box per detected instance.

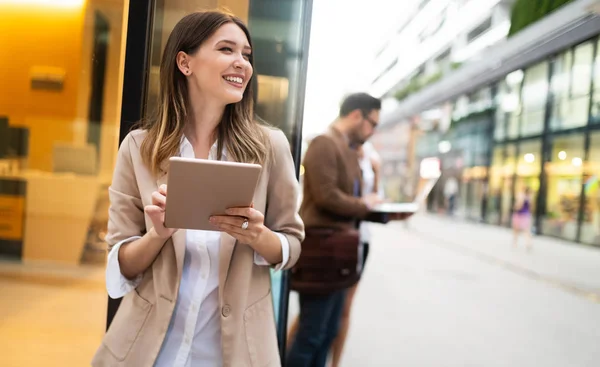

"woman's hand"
[144,184,176,239]
[209,204,267,247]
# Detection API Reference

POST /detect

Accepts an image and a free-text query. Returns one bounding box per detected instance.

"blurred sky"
[302,0,419,138]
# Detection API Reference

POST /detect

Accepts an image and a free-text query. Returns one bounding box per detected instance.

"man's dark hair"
[339,93,382,117]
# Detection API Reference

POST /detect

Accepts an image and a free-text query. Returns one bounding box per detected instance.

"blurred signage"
[0,179,26,258]
[420,157,441,179]
[0,195,24,240]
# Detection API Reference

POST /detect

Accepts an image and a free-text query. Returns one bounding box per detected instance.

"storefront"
[409,35,600,247]
[0,0,312,360]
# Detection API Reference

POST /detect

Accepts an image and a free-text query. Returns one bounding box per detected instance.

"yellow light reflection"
[0,0,84,8]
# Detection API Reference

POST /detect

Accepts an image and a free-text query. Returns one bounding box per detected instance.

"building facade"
[370,0,514,99]
[368,0,514,203]
[370,0,600,247]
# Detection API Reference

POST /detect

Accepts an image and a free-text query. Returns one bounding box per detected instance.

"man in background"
[286,93,382,367]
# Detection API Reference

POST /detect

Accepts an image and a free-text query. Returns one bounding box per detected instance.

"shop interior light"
[438,140,452,154]
[0,0,84,7]
[501,94,519,112]
[506,70,524,86]
[524,153,535,163]
[558,151,567,160]
[572,157,583,167]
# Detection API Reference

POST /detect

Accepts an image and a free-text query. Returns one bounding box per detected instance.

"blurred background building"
[367,0,600,247]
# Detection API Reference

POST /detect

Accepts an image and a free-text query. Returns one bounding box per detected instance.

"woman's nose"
[233,55,245,69]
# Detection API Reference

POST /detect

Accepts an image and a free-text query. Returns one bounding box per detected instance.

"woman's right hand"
[144,184,176,239]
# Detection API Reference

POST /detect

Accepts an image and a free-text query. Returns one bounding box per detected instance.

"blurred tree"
[509,0,573,36]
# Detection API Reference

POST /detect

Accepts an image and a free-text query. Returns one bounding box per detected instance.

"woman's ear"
[176,51,191,75]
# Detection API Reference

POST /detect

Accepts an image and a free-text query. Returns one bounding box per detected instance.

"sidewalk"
[398,214,600,300]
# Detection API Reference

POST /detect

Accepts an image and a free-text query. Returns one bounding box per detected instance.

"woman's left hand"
[209,204,267,247]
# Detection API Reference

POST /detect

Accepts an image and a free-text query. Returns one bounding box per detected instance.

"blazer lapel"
[218,151,237,294]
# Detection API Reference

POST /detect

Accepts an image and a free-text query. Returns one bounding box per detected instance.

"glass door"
[0,0,130,365]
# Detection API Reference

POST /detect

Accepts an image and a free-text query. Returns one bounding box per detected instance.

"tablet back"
[164,157,262,231]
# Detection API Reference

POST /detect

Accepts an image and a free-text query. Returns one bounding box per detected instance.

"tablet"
[371,202,419,214]
[369,178,438,215]
[164,157,262,231]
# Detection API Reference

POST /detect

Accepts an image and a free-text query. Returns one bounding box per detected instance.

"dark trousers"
[286,289,347,367]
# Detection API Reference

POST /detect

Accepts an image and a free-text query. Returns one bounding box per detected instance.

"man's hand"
[363,193,383,210]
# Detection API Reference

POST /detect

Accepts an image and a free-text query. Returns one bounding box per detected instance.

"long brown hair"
[140,10,269,176]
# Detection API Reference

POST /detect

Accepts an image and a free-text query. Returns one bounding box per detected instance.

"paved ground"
[286,214,600,367]
[2,213,599,366]
[0,261,106,367]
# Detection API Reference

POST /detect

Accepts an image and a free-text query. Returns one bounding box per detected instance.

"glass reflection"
[520,62,548,137]
[487,146,504,224]
[515,140,540,229]
[551,42,593,130]
[582,131,600,245]
[0,0,129,364]
[501,144,517,226]
[542,134,585,241]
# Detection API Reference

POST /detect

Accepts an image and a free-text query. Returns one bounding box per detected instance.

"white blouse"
[105,136,289,367]
[359,142,381,243]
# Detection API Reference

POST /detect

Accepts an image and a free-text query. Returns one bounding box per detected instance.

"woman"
[286,141,381,367]
[92,11,304,367]
[512,186,533,250]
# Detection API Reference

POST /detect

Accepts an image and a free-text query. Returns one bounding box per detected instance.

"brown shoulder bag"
[290,227,361,295]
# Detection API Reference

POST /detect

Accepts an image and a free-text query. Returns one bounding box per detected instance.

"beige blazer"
[92,127,304,367]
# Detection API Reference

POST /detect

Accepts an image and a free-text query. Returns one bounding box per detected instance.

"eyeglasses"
[363,114,378,129]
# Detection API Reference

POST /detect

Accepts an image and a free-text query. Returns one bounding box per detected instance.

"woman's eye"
[220,47,233,53]
[243,53,251,60]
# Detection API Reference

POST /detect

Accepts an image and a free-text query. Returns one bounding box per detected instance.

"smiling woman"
[93,9,305,367]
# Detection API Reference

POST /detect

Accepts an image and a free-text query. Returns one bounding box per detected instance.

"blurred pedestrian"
[512,186,533,250]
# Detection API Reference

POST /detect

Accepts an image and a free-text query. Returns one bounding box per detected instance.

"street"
[288,214,600,367]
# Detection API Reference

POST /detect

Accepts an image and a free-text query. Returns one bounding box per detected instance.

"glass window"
[454,117,492,221]
[515,139,542,228]
[494,82,508,141]
[572,42,594,96]
[591,39,600,123]
[503,71,524,139]
[494,111,506,141]
[0,0,128,364]
[581,131,600,246]
[486,146,504,224]
[551,42,593,130]
[467,87,493,114]
[551,49,572,100]
[542,134,585,241]
[520,62,548,137]
[501,144,517,226]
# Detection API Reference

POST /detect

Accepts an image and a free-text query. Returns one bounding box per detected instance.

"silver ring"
[241,219,249,230]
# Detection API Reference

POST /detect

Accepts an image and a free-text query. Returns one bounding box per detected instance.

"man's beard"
[349,130,365,146]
